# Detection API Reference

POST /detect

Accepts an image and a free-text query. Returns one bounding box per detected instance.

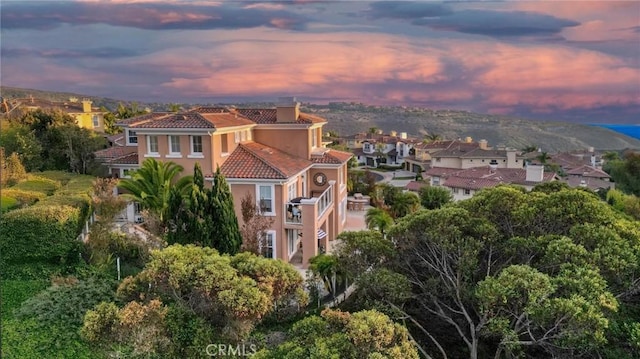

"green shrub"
[1,280,48,319]
[32,170,76,185]
[0,205,86,278]
[1,195,18,212]
[0,189,46,206]
[11,175,61,195]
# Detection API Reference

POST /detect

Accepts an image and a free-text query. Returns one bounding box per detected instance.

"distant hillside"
[304,103,640,153]
[2,87,638,152]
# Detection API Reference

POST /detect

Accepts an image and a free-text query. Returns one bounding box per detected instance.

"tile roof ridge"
[238,142,288,178]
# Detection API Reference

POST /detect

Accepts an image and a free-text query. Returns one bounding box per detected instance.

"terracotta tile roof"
[424,167,462,177]
[220,141,311,179]
[311,149,353,164]
[106,133,125,146]
[444,176,502,190]
[405,181,428,192]
[95,146,137,160]
[437,166,556,190]
[432,143,482,158]
[116,112,171,126]
[130,112,215,129]
[199,112,255,128]
[234,108,326,125]
[191,107,228,113]
[7,98,104,114]
[565,165,610,178]
[108,152,139,165]
[563,177,614,191]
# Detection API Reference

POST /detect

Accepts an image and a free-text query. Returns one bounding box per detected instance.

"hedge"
[11,176,61,195]
[32,171,76,185]
[0,189,46,206]
[1,196,19,212]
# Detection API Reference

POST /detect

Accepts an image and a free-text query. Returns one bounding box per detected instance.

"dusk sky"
[1,1,639,123]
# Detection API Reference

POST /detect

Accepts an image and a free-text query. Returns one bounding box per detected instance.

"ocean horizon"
[592,124,640,141]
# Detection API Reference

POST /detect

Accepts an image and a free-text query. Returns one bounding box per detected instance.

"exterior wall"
[73,112,105,132]
[253,128,312,160]
[448,187,475,201]
[433,157,462,168]
[137,133,214,176]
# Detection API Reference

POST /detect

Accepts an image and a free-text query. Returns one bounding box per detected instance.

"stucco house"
[1,96,107,132]
[96,98,352,268]
[424,164,556,201]
[345,130,419,167]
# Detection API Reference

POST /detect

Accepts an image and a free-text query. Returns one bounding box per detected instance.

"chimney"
[390,130,397,137]
[376,129,383,135]
[465,136,472,143]
[588,146,594,153]
[479,139,488,150]
[590,154,596,167]
[276,97,300,123]
[82,99,92,113]
[489,163,498,173]
[526,165,544,182]
[400,132,407,139]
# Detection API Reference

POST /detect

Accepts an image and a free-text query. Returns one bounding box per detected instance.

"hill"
[304,103,640,152]
[2,87,638,152]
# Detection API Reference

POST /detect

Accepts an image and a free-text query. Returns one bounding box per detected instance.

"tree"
[100,107,120,134]
[368,126,379,134]
[521,145,538,154]
[0,125,43,171]
[390,191,420,218]
[239,191,274,255]
[253,308,419,359]
[58,125,107,174]
[419,186,453,210]
[209,166,242,255]
[112,245,305,341]
[365,207,394,235]
[118,158,193,227]
[423,133,443,143]
[0,149,27,187]
[378,187,635,359]
[536,151,551,164]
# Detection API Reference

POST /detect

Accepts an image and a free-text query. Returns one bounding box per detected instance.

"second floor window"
[259,185,273,214]
[147,135,159,154]
[92,115,99,127]
[311,129,318,148]
[169,135,181,154]
[221,134,229,153]
[128,130,138,144]
[288,182,297,201]
[191,135,203,154]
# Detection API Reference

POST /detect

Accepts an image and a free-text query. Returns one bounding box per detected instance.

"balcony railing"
[316,184,333,219]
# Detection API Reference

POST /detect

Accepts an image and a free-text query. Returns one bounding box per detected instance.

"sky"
[1,1,639,124]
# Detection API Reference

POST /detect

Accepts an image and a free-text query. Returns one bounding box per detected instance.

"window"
[258,185,274,214]
[221,134,229,153]
[435,157,441,162]
[340,197,347,224]
[92,115,100,127]
[234,132,240,143]
[452,188,459,194]
[288,182,297,201]
[311,129,318,148]
[261,231,276,259]
[127,130,138,144]
[463,189,471,195]
[287,229,299,257]
[167,135,181,155]
[121,169,132,178]
[432,177,440,186]
[246,130,252,141]
[240,130,246,142]
[190,135,203,155]
[147,135,159,154]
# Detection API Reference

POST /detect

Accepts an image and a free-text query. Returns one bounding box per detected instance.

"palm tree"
[536,151,551,164]
[365,207,394,236]
[423,133,442,143]
[118,158,193,224]
[368,127,379,135]
[390,192,420,218]
[521,145,538,154]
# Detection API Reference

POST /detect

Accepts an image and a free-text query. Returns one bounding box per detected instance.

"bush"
[1,280,48,319]
[377,164,403,171]
[32,170,76,186]
[0,205,87,279]
[11,175,61,195]
[0,189,46,206]
[1,195,18,212]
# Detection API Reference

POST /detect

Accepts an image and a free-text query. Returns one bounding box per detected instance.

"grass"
[11,176,61,195]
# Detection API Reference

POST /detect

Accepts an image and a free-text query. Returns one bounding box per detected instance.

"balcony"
[284,182,334,226]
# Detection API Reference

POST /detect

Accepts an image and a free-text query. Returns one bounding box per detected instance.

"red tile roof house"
[96,98,353,269]
[343,131,420,168]
[424,164,557,201]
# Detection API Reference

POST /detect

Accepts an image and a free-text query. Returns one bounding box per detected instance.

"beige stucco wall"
[137,133,214,176]
[253,128,312,159]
